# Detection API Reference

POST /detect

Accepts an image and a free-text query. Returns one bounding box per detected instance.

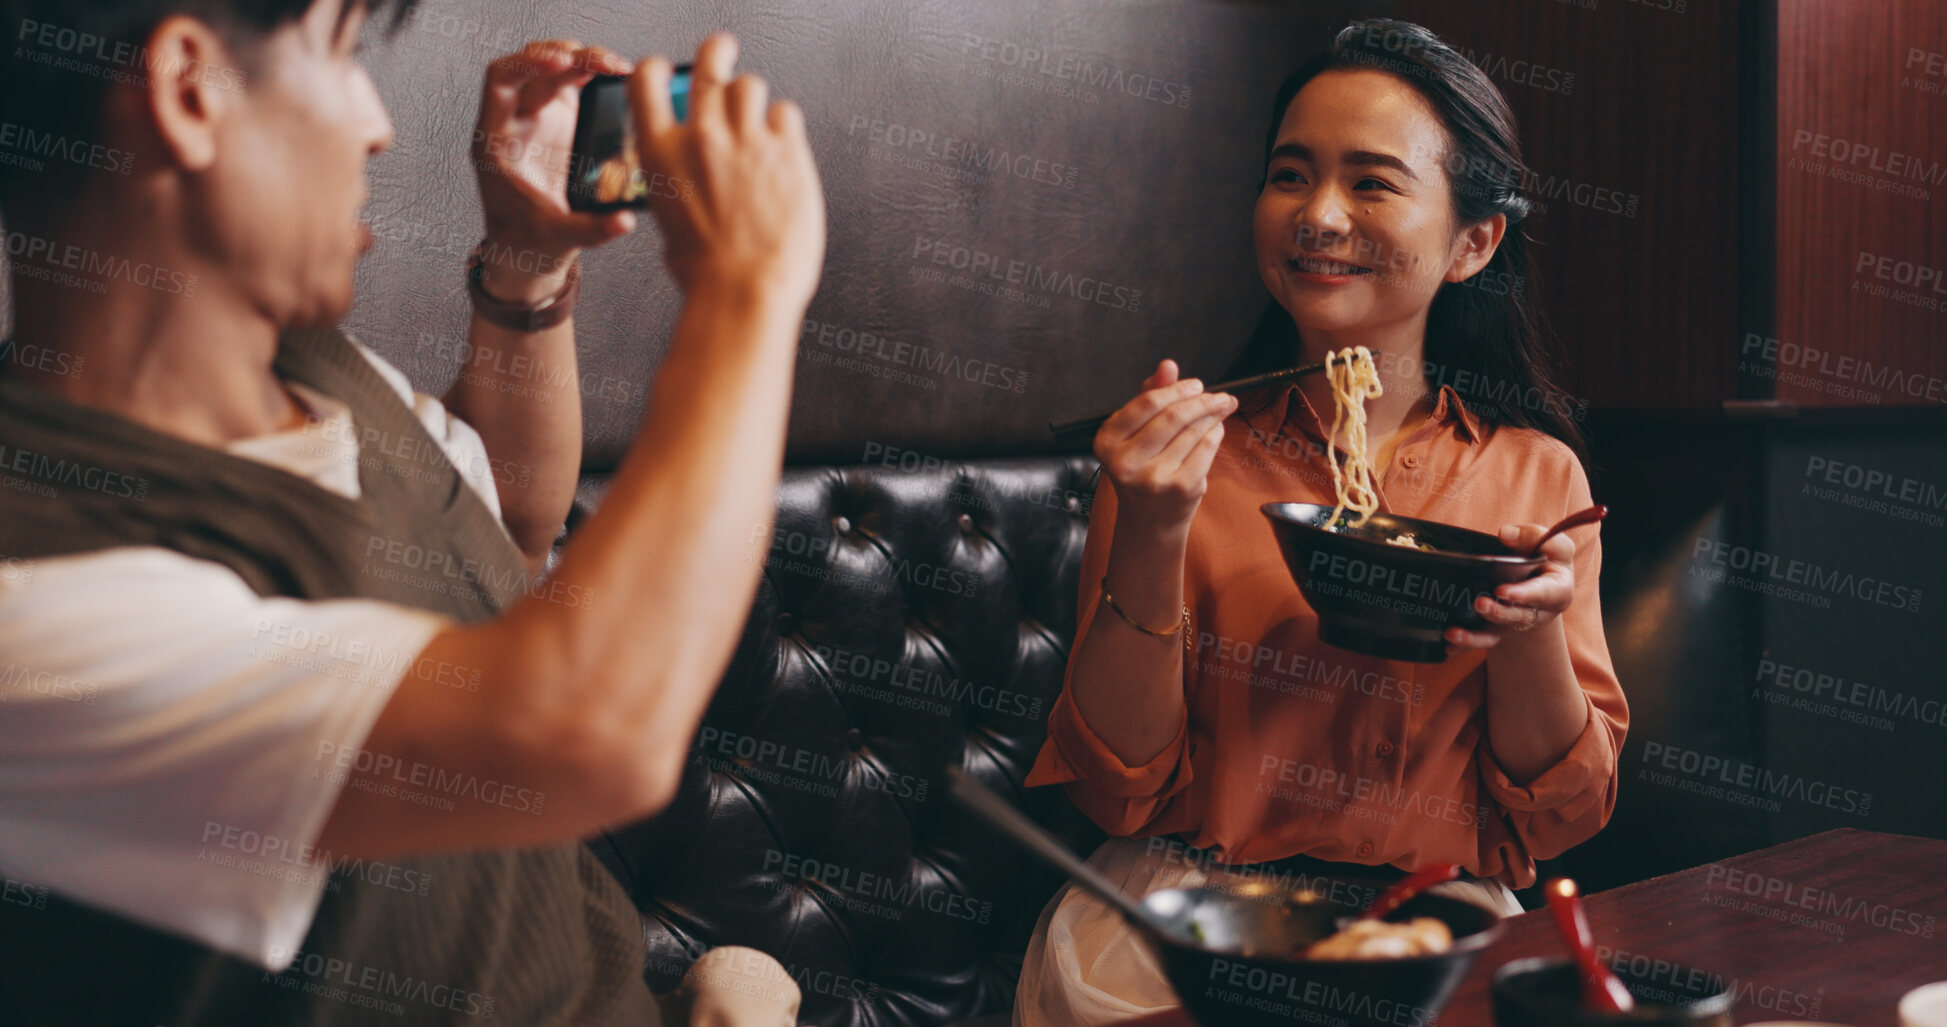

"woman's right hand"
[1093,359,1238,532]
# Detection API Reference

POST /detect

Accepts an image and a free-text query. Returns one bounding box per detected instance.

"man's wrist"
[475,240,578,305]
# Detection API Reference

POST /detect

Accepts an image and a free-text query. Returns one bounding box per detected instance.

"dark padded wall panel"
[581,457,1106,1026]
[341,0,1377,468]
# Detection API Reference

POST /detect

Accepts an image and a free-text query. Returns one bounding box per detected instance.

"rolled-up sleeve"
[1024,475,1196,835]
[1478,455,1628,862]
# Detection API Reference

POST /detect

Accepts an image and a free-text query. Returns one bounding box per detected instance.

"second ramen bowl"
[1144,884,1504,1027]
[1261,502,1546,663]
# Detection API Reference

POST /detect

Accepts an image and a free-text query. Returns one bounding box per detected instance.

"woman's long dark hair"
[1229,18,1587,460]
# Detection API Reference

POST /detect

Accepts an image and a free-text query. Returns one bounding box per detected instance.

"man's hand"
[628,34,825,309]
[654,947,801,1027]
[472,39,637,303]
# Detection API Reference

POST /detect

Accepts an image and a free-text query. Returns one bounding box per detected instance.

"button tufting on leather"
[957,513,975,533]
[845,727,864,752]
[1065,496,1081,512]
[833,515,852,535]
[777,611,797,635]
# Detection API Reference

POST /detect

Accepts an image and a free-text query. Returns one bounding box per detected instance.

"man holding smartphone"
[0,0,821,1023]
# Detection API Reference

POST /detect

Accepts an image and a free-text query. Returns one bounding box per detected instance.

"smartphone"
[568,64,693,211]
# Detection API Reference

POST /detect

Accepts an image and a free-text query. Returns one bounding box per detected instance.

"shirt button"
[1356,841,1375,858]
[1376,741,1394,757]
[1401,454,1421,469]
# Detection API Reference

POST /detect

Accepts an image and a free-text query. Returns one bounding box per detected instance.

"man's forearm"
[443,265,585,571]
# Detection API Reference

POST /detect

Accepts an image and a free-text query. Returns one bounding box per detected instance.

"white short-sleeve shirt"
[0,340,506,972]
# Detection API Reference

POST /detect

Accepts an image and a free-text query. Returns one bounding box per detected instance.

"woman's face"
[1253,67,1490,341]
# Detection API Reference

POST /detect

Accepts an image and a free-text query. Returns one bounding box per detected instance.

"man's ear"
[1444,212,1507,284]
[142,16,245,173]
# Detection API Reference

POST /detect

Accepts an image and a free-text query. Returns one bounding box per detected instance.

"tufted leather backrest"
[584,455,1106,1027]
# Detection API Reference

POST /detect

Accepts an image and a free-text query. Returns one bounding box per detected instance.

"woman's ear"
[1444,211,1507,283]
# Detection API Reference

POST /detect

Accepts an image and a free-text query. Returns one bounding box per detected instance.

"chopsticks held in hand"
[1047,359,1331,436]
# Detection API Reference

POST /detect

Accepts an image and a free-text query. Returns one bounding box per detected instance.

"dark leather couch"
[578,457,1107,1026]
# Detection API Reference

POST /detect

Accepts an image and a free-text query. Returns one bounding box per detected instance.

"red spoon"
[1525,504,1609,557]
[1545,877,1634,1012]
[1361,862,1462,921]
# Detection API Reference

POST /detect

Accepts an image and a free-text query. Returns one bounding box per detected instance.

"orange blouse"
[1025,382,1627,887]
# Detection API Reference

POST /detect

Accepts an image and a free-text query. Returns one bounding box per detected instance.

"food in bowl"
[1305,917,1454,960]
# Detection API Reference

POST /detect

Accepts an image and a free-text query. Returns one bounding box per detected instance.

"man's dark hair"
[0,0,414,205]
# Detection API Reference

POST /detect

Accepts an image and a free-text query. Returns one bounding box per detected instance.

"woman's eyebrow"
[1269,141,1420,182]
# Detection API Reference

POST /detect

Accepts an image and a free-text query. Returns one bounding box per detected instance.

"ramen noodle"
[1323,346,1383,529]
[1304,917,1453,960]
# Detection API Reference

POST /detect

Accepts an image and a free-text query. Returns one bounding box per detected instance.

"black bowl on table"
[1490,957,1734,1026]
[1138,881,1504,1027]
[1260,502,1546,663]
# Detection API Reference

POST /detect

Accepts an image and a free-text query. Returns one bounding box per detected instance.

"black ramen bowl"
[1140,881,1503,1027]
[1491,957,1735,1026]
[1261,502,1547,663]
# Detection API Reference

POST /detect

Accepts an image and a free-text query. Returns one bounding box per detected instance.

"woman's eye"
[1356,177,1393,192]
[1270,168,1305,185]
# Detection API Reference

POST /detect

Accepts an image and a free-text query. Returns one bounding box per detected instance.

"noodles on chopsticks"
[1323,346,1383,529]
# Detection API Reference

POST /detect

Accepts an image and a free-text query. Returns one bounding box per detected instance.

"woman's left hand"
[1445,524,1576,651]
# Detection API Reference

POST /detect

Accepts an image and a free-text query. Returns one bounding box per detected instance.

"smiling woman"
[1015,18,1627,1026]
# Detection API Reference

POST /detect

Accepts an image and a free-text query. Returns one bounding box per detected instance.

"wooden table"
[1112,829,1947,1027]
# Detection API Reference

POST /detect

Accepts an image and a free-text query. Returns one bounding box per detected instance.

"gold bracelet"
[1100,576,1190,639]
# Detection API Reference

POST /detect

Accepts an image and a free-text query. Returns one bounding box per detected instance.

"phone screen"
[568,64,692,211]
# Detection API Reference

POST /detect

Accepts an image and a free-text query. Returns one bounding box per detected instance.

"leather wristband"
[466,244,580,332]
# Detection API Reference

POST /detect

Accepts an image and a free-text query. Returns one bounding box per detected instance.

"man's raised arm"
[318,33,826,859]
